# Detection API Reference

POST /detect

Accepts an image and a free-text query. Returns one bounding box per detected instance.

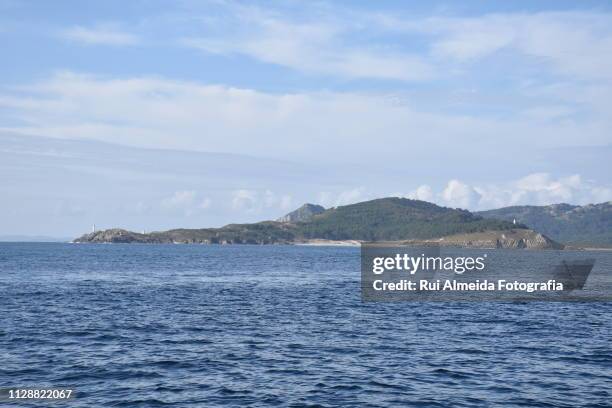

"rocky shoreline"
[74,228,563,250]
[394,229,564,250]
[72,198,567,250]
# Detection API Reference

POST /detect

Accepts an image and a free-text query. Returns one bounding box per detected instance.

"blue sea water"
[1,243,611,407]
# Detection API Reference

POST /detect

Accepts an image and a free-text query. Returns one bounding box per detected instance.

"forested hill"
[74,197,523,244]
[477,201,612,246]
[296,197,522,241]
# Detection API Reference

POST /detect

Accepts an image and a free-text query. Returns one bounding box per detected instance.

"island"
[73,198,564,249]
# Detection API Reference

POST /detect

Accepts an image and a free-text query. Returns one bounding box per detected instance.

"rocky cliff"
[276,203,325,223]
[74,222,297,245]
[406,229,565,250]
[76,229,164,243]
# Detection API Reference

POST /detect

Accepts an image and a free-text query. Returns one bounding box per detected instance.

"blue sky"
[1,0,611,236]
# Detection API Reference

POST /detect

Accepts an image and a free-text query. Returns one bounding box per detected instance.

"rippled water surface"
[1,243,611,407]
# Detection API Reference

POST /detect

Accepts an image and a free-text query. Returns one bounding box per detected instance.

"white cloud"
[312,174,611,211]
[231,189,257,211]
[161,190,211,215]
[441,179,482,209]
[424,12,612,80]
[176,4,612,82]
[181,5,433,81]
[231,189,293,213]
[506,173,583,204]
[411,173,612,210]
[318,187,367,207]
[336,187,366,206]
[60,24,139,46]
[2,71,610,165]
[405,185,434,202]
[162,190,196,208]
[263,190,293,211]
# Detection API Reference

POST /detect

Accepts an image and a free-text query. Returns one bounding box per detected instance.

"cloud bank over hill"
[407,174,612,210]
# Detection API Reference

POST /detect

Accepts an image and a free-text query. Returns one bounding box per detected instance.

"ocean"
[1,243,611,407]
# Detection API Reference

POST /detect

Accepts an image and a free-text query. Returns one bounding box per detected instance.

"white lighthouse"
[92,224,96,233]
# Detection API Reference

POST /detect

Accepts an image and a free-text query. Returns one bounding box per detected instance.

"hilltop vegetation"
[477,202,612,246]
[297,198,521,241]
[75,198,523,244]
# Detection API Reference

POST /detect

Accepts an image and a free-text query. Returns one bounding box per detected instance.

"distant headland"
[71,197,609,249]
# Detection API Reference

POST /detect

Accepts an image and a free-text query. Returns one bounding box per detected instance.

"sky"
[1,0,611,237]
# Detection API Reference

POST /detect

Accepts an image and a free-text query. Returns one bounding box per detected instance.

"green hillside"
[74,197,528,244]
[297,198,522,241]
[477,202,612,246]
